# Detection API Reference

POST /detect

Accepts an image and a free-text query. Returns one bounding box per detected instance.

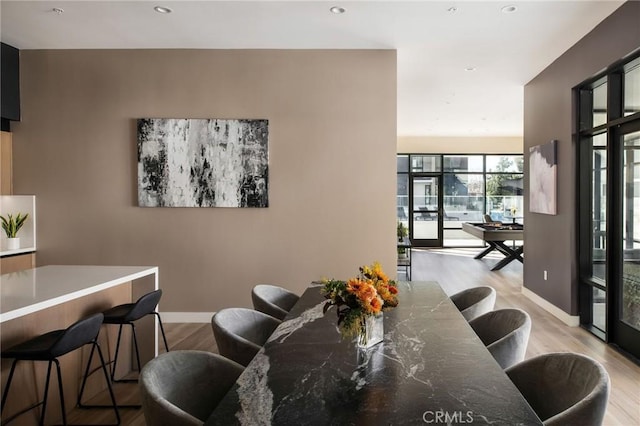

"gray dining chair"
[449,286,496,321]
[251,284,299,320]
[505,352,610,426]
[139,350,244,426]
[469,308,531,369]
[211,308,281,366]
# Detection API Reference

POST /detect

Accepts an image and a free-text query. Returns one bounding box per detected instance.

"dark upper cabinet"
[1,43,20,122]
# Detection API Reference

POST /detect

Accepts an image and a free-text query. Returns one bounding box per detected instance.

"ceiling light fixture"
[501,5,517,13]
[154,6,173,14]
[52,7,64,14]
[464,67,476,72]
[447,7,458,13]
[329,6,346,14]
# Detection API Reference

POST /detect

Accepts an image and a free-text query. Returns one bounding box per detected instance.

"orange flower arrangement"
[322,262,399,338]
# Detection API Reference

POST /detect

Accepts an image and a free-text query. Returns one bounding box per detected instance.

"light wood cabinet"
[0,131,12,195]
[0,253,35,274]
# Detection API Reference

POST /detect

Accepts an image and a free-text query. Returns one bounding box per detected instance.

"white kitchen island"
[0,265,158,322]
[0,265,159,424]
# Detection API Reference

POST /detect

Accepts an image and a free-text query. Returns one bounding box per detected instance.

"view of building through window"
[397,154,523,247]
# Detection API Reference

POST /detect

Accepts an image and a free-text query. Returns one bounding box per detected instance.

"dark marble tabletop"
[206,281,542,425]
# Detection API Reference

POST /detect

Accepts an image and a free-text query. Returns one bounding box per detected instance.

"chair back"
[50,313,104,358]
[397,207,408,221]
[505,352,610,426]
[127,289,163,322]
[483,214,497,223]
[450,286,496,321]
[140,350,244,426]
[469,308,531,369]
[211,308,281,366]
[251,285,299,320]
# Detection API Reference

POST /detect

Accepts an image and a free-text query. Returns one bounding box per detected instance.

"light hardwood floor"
[69,248,639,425]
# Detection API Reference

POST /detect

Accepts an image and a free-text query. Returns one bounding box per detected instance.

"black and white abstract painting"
[137,118,269,208]
[529,140,557,215]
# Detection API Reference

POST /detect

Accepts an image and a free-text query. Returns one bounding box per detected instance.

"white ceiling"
[0,1,624,137]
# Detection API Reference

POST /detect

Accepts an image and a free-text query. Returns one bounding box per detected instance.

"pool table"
[462,222,524,271]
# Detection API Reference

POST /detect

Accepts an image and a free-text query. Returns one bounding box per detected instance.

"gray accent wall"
[523,1,640,315]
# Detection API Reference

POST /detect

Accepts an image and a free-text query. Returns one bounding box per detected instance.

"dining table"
[206,281,542,425]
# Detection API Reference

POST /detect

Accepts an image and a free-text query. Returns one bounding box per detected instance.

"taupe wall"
[12,49,397,313]
[397,136,522,154]
[523,1,640,315]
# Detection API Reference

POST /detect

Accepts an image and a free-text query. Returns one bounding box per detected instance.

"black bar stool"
[1,313,120,425]
[102,289,169,382]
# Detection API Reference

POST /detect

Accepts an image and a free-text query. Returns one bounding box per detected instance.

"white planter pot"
[7,237,20,250]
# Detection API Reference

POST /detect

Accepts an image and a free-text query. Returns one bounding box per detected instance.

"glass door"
[410,175,442,247]
[612,125,640,357]
[576,54,640,356]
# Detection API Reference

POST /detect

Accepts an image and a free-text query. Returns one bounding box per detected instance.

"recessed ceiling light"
[52,7,64,14]
[501,5,517,13]
[465,67,476,72]
[330,6,346,14]
[154,6,173,14]
[447,7,458,13]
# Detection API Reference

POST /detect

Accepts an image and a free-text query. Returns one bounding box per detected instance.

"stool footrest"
[79,403,141,409]
[2,401,45,425]
[111,378,139,383]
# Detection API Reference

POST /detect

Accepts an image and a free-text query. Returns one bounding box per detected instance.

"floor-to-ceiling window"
[397,153,523,248]
[577,53,640,358]
[442,155,484,246]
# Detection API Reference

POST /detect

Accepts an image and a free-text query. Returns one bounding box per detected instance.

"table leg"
[490,243,524,271]
[474,242,498,259]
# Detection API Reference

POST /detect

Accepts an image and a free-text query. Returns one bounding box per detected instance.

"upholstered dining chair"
[139,350,244,426]
[211,308,281,366]
[468,308,532,369]
[449,286,496,321]
[251,284,300,320]
[505,352,610,426]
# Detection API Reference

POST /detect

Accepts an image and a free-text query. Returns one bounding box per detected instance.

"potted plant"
[1,212,29,250]
[397,221,409,259]
[397,221,408,242]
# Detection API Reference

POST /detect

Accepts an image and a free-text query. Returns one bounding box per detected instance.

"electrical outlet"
[543,270,548,281]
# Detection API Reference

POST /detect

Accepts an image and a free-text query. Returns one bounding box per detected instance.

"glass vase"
[357,312,384,349]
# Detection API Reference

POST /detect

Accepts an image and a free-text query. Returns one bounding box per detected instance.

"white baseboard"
[160,312,214,323]
[522,287,580,327]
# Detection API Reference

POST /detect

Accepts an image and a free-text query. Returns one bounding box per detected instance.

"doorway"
[612,125,640,357]
[577,53,640,359]
[410,175,442,247]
